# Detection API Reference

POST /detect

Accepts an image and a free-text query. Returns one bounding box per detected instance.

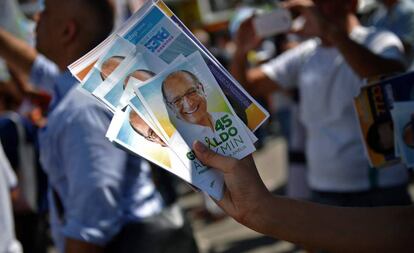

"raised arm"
[0,28,37,76]
[284,0,406,78]
[230,18,283,97]
[192,141,414,253]
[330,30,406,78]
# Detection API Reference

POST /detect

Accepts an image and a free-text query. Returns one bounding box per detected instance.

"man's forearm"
[257,196,414,252]
[0,28,37,76]
[230,49,280,97]
[230,49,250,89]
[332,31,406,79]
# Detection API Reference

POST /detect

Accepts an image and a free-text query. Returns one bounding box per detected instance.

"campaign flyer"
[135,51,256,160]
[92,51,167,112]
[107,107,175,173]
[354,71,414,168]
[128,96,225,199]
[69,0,269,132]
[80,36,136,93]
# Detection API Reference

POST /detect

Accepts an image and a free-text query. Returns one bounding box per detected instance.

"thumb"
[193,141,236,174]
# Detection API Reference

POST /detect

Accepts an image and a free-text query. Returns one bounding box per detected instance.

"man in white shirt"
[0,141,22,253]
[231,0,411,206]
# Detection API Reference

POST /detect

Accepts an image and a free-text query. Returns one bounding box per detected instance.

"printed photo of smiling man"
[161,70,239,147]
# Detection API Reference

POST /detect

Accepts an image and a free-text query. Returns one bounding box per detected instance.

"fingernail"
[194,140,207,153]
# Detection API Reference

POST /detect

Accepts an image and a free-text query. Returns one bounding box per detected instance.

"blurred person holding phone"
[230,0,411,209]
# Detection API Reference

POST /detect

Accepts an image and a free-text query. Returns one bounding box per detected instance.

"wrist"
[243,191,276,236]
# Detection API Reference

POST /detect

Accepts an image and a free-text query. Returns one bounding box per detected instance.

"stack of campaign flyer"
[68,0,269,200]
[354,71,414,169]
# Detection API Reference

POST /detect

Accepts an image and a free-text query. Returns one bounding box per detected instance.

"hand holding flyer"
[68,0,265,200]
[133,52,257,199]
[120,95,226,199]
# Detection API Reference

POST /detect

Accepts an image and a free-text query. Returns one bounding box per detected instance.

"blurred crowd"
[0,0,413,252]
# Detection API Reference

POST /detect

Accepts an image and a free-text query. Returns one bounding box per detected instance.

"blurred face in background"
[35,0,67,62]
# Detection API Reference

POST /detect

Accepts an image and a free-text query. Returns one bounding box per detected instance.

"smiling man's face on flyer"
[163,72,208,126]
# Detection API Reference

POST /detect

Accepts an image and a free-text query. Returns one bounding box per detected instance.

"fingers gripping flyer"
[107,105,218,197]
[126,95,225,199]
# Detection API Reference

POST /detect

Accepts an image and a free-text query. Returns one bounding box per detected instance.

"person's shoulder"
[298,39,319,49]
[65,88,109,113]
[355,26,402,46]
[57,88,112,127]
[269,39,319,65]
[259,39,318,82]
[397,0,414,14]
[355,26,405,62]
[283,39,318,56]
[357,26,398,39]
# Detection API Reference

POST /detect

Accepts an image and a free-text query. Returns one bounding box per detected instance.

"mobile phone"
[253,8,292,38]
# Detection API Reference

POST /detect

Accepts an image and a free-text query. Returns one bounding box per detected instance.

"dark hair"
[161,70,202,102]
[366,117,394,156]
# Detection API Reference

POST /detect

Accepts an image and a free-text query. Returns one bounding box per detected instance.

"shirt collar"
[49,71,78,111]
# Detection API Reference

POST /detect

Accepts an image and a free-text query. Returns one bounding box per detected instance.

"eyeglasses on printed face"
[168,87,201,108]
[144,128,159,142]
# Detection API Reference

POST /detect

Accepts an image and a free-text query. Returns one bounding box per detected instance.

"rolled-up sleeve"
[260,40,317,89]
[29,54,60,93]
[59,104,128,246]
